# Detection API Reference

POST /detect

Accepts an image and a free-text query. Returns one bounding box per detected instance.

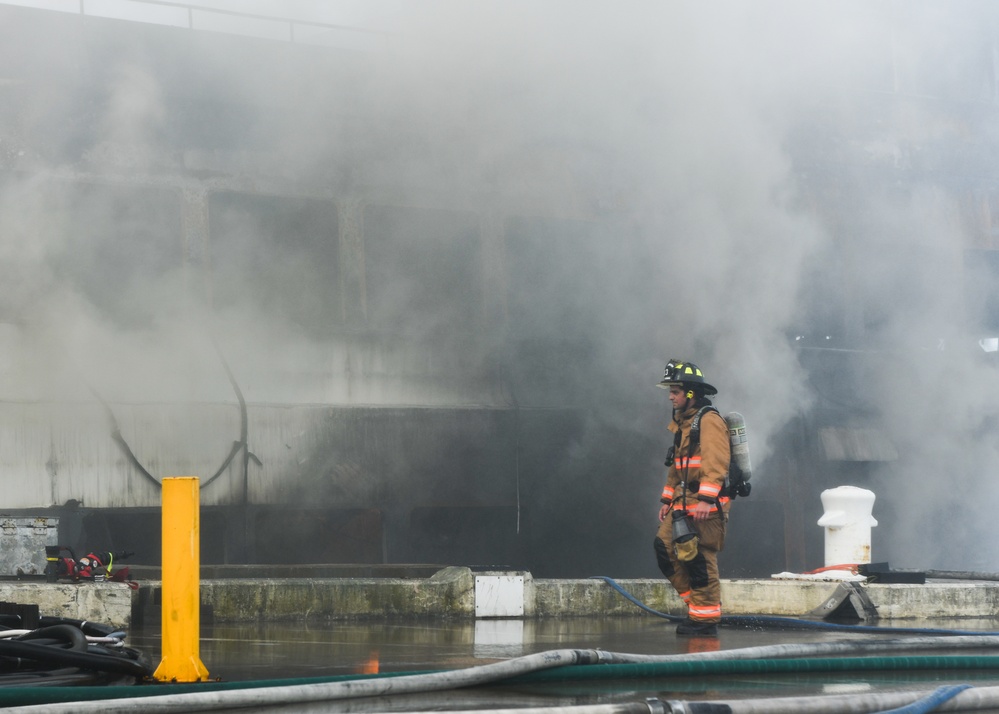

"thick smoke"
[347,0,836,426]
[257,0,999,572]
[2,0,998,572]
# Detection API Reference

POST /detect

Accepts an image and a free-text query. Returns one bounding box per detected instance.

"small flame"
[358,651,379,674]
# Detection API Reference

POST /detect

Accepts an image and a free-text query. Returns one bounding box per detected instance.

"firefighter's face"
[668,385,688,411]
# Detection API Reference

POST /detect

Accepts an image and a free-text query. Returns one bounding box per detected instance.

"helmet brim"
[656,380,718,396]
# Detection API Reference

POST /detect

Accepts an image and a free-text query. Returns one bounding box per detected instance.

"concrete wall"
[0,581,132,629]
[128,568,999,624]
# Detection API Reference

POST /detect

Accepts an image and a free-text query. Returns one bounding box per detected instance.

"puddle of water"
[125,615,999,711]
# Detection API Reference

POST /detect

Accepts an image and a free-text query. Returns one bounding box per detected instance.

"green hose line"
[6,654,999,710]
[668,684,999,714]
[501,655,999,684]
[0,649,608,713]
[0,670,434,707]
[4,633,991,708]
[604,636,999,663]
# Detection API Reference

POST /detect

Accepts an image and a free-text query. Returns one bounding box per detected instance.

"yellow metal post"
[153,477,210,682]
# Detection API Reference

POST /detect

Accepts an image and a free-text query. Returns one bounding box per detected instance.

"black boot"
[675,618,718,637]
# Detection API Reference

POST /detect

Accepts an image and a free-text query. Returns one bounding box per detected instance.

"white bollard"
[816,486,878,567]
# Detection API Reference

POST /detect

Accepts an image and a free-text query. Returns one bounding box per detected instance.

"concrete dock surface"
[6,567,999,712]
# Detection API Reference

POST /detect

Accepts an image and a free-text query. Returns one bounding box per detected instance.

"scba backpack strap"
[684,405,718,454]
[672,406,719,502]
[682,406,752,501]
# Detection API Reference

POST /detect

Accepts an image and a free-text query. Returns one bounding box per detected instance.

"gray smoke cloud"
[2,0,998,573]
[292,0,999,571]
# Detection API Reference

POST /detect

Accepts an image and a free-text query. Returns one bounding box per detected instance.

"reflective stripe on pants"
[654,512,727,623]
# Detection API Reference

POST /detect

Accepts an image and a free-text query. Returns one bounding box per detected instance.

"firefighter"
[653,359,731,637]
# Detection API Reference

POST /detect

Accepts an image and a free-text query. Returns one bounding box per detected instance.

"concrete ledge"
[0,581,133,629]
[133,565,477,624]
[130,570,999,623]
[533,579,683,617]
[5,570,998,627]
[865,581,999,619]
[722,579,840,616]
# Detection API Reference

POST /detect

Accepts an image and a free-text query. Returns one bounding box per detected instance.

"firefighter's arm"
[659,502,671,522]
[661,422,680,504]
[694,412,731,504]
[660,464,679,504]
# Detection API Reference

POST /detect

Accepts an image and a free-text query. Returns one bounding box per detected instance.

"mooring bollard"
[816,485,878,567]
[153,476,210,682]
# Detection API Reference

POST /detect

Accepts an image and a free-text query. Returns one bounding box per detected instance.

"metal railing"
[7,0,388,47]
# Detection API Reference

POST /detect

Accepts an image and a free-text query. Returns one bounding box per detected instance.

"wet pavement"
[126,615,999,712]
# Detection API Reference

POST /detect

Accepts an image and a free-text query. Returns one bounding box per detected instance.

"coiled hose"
[0,620,151,687]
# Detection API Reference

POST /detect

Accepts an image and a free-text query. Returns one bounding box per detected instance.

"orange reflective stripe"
[688,604,721,619]
[676,502,719,513]
[662,486,674,500]
[677,456,702,468]
[698,482,721,498]
[678,590,691,603]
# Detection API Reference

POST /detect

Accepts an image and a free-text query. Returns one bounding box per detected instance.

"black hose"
[0,620,151,686]
[202,336,260,490]
[921,570,999,582]
[16,625,88,651]
[88,336,260,494]
[592,576,999,635]
[0,639,149,678]
[38,617,120,639]
[0,668,98,687]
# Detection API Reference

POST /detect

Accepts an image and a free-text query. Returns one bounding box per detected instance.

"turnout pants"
[653,512,727,623]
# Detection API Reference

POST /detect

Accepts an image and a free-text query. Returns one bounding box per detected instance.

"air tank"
[725,412,752,496]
